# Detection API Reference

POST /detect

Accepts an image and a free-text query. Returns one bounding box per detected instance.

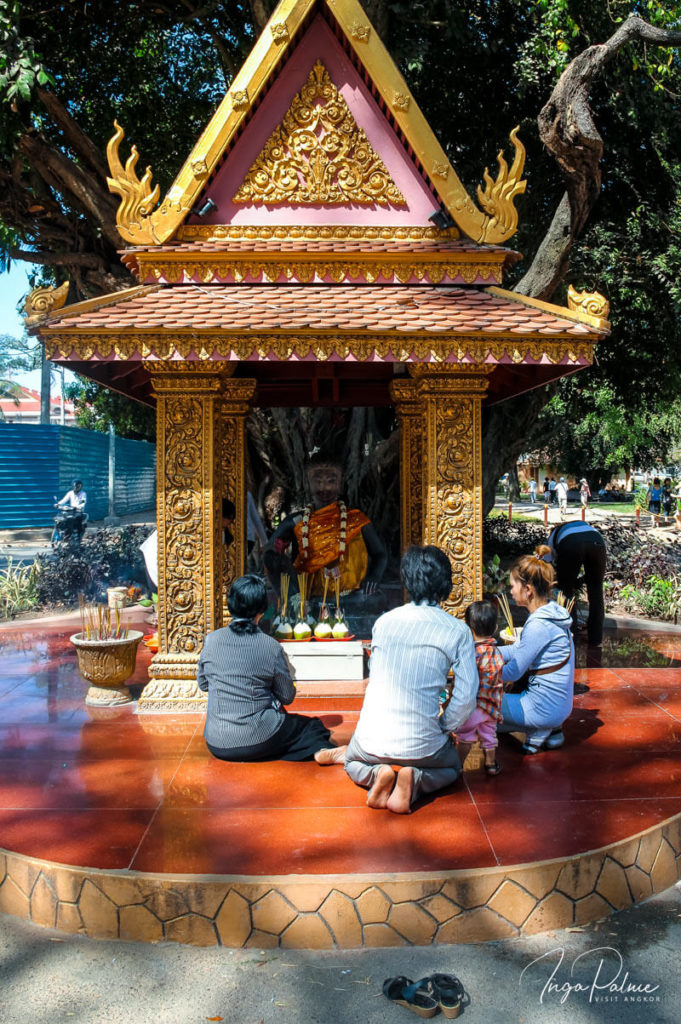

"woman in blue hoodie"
[499,546,574,754]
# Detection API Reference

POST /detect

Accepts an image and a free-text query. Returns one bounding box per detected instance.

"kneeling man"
[316,545,477,813]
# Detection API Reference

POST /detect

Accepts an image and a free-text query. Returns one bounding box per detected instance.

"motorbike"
[52,503,88,548]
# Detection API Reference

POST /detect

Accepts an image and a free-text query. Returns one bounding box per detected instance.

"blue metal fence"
[0,424,156,528]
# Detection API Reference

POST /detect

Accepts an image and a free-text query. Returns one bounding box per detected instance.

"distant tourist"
[555,477,569,516]
[580,478,591,508]
[543,477,551,504]
[529,478,537,504]
[647,478,663,518]
[662,478,675,525]
[549,477,557,504]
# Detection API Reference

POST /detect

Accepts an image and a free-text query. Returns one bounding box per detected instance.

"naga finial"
[24,281,70,325]
[567,285,610,324]
[106,120,161,244]
[477,127,527,244]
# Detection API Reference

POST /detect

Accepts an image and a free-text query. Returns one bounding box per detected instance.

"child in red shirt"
[457,600,505,775]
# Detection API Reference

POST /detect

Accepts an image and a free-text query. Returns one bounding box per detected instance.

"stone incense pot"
[70,631,143,707]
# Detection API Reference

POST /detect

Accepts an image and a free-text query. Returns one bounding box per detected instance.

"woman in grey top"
[197,575,332,761]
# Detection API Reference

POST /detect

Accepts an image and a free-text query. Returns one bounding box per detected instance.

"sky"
[1,263,72,392]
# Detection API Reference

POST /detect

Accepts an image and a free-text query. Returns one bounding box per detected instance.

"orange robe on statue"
[294,502,370,595]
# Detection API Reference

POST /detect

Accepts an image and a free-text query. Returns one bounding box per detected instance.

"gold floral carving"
[567,285,610,324]
[270,21,289,43]
[177,225,460,241]
[106,121,161,245]
[477,127,527,244]
[231,89,249,110]
[390,381,424,551]
[45,333,597,368]
[350,22,371,42]
[432,163,450,179]
[23,281,69,325]
[233,61,406,207]
[392,92,410,111]
[415,370,492,617]
[191,159,208,178]
[141,258,503,286]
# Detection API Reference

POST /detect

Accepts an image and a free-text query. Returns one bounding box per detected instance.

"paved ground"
[1,883,679,1024]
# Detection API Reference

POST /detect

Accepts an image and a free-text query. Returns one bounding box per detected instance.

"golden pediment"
[233,60,406,207]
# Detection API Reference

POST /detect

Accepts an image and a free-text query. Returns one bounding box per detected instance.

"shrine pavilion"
[30,0,610,711]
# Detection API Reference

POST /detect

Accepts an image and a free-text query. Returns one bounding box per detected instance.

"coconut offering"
[274,617,293,641]
[292,572,312,641]
[332,615,350,639]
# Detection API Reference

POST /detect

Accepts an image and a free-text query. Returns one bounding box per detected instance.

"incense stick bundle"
[321,575,329,618]
[280,573,290,619]
[556,590,575,614]
[297,573,309,621]
[498,592,515,635]
[334,574,341,614]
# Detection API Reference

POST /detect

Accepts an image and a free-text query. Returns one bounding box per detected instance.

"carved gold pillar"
[390,380,424,551]
[139,363,235,712]
[221,380,257,619]
[409,365,493,617]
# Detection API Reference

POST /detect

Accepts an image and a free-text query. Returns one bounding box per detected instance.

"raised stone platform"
[1,614,680,947]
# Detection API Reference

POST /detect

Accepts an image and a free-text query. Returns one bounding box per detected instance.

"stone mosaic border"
[1,813,679,948]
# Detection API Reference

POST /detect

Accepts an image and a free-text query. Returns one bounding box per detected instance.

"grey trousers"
[344,733,461,806]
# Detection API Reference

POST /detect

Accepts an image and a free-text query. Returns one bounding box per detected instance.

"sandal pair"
[383,973,464,1019]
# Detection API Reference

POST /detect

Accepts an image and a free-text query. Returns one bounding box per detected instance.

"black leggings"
[556,534,607,645]
[207,712,331,762]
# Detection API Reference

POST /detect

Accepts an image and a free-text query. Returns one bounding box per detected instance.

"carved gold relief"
[567,285,610,325]
[391,381,424,551]
[106,121,161,245]
[177,224,460,241]
[432,163,449,179]
[220,381,257,619]
[45,333,597,368]
[477,127,527,244]
[23,281,69,325]
[233,61,406,207]
[140,258,503,286]
[418,371,490,617]
[392,92,410,111]
[191,159,208,178]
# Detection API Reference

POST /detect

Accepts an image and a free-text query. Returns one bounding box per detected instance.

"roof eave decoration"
[566,285,611,331]
[23,281,70,326]
[105,0,526,246]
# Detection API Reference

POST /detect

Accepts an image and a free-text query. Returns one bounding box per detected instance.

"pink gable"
[189,14,440,227]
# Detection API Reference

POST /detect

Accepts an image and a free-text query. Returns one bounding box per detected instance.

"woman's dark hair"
[465,600,498,637]
[510,545,555,599]
[400,545,452,604]
[227,574,268,634]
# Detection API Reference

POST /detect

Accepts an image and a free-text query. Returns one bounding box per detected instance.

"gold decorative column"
[390,379,424,551]
[139,363,235,712]
[220,379,257,618]
[409,365,493,617]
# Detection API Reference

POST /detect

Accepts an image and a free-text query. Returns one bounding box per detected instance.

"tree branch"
[36,87,109,180]
[10,248,105,268]
[519,15,681,300]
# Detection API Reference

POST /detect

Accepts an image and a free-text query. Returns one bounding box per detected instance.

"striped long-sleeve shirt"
[353,602,478,760]
[197,627,295,750]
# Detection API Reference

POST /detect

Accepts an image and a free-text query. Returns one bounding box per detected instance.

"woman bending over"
[499,546,574,754]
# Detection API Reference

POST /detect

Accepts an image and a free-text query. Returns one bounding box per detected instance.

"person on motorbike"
[54,480,88,543]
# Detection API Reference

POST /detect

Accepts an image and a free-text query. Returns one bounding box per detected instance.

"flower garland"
[301,501,347,558]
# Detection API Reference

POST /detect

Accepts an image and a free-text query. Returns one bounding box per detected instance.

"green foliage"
[65,376,155,441]
[620,573,681,620]
[482,553,509,594]
[0,556,38,618]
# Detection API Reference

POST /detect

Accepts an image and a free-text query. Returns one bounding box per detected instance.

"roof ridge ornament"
[106,121,162,244]
[233,60,406,207]
[476,127,527,244]
[24,281,70,325]
[567,284,610,327]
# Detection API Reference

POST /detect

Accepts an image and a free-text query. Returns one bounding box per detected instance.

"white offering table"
[280,640,366,681]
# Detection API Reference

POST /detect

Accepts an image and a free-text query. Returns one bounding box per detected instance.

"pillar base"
[137,652,207,713]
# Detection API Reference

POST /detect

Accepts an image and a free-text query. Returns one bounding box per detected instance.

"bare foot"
[387,767,414,814]
[314,745,348,765]
[366,764,396,808]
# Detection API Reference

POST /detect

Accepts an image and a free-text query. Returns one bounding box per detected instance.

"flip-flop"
[426,973,465,1019]
[382,976,438,1018]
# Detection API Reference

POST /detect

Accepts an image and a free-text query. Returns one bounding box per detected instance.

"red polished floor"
[1,615,681,876]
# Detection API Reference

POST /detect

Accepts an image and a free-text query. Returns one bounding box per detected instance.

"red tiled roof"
[45,285,597,336]
[127,238,516,256]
